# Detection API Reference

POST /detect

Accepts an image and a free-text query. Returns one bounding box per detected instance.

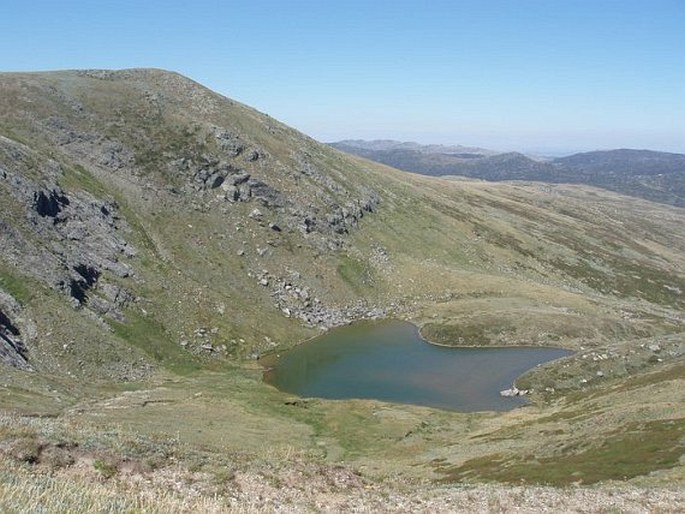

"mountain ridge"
[330,140,685,207]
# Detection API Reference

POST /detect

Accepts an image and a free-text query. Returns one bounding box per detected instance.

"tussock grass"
[0,456,233,514]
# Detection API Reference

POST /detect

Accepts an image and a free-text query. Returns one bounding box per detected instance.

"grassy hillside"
[0,69,683,510]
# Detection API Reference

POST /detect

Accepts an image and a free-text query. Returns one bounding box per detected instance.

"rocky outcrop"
[500,386,529,398]
[41,117,135,172]
[0,70,388,373]
[0,293,31,370]
[213,127,246,158]
[88,283,135,322]
[322,195,379,235]
[0,136,137,317]
[169,151,285,207]
[284,190,379,240]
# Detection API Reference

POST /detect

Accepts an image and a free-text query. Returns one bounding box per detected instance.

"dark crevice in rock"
[68,264,100,304]
[0,330,26,356]
[0,309,20,336]
[69,279,88,304]
[210,174,225,189]
[74,264,100,287]
[34,190,70,218]
[0,309,29,368]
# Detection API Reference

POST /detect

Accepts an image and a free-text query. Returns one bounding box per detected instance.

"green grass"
[612,360,685,393]
[547,236,684,308]
[110,311,201,375]
[93,458,118,478]
[421,322,495,345]
[0,266,34,305]
[1,69,684,505]
[0,125,30,147]
[59,163,110,199]
[336,255,375,293]
[437,418,685,485]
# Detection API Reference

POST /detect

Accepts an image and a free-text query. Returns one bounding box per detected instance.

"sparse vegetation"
[93,458,118,479]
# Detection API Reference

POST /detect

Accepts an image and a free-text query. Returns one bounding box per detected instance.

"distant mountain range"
[330,140,685,207]
[331,139,501,156]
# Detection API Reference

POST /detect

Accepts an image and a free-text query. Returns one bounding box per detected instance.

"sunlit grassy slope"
[0,70,683,508]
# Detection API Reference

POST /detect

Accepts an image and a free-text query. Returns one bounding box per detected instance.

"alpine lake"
[263,320,572,411]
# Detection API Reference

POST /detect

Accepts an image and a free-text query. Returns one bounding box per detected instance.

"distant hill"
[332,139,499,156]
[330,141,685,207]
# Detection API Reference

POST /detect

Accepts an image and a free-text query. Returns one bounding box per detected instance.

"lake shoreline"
[261,319,573,412]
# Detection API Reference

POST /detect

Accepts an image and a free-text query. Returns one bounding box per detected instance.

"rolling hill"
[331,140,685,207]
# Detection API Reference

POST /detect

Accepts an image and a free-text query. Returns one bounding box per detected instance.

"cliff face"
[0,294,30,370]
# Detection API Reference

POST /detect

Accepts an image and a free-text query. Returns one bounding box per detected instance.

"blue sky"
[1,0,683,154]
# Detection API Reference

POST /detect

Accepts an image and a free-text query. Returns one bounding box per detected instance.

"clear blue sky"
[1,0,683,154]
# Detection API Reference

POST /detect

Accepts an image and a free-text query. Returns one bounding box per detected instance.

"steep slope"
[0,69,391,378]
[0,70,684,504]
[331,140,685,206]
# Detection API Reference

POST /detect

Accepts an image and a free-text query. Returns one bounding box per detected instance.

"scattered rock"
[500,387,528,397]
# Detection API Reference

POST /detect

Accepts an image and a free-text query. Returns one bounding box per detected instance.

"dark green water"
[264,320,572,411]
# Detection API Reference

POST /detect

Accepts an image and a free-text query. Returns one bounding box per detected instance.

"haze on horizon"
[1,0,683,155]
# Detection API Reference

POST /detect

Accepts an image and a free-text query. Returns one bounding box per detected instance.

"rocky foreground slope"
[0,70,683,510]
